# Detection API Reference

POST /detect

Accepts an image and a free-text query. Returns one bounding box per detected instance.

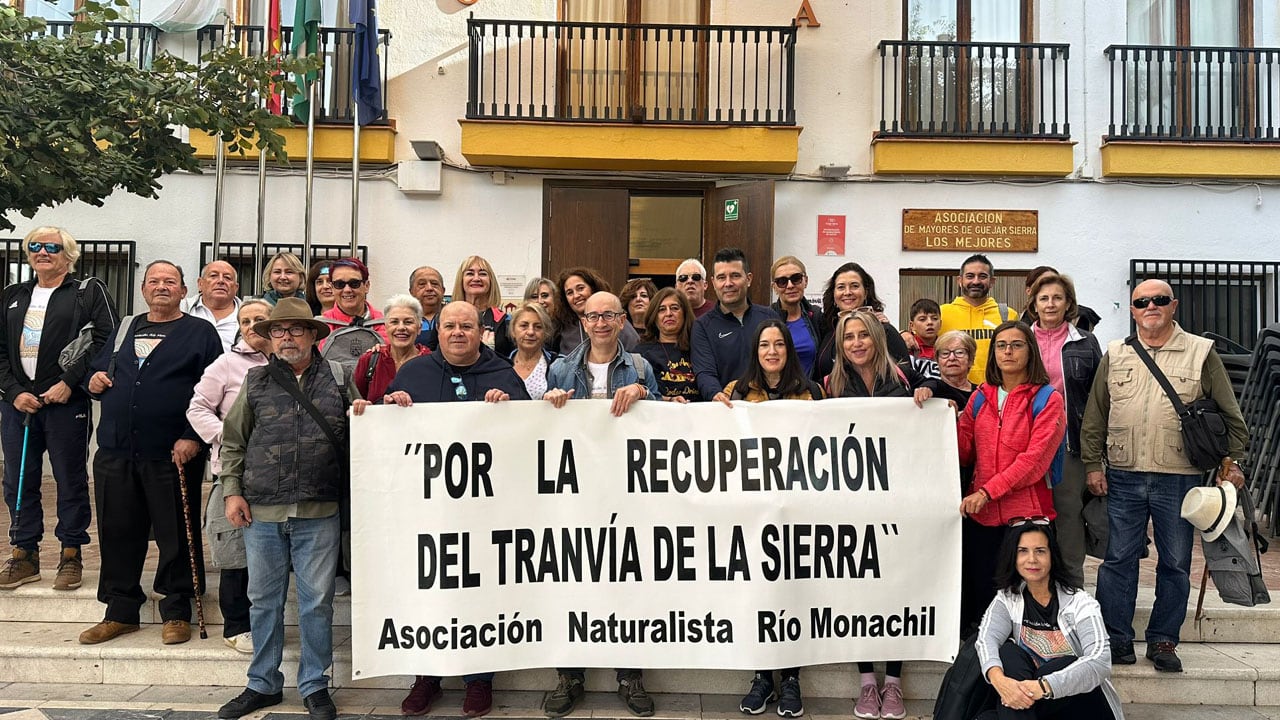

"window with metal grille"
[1131,259,1280,350]
[199,243,369,298]
[1,239,136,313]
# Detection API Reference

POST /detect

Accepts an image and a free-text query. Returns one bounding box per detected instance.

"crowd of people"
[0,226,1251,720]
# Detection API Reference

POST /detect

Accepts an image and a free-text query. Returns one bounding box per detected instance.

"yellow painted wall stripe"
[872,138,1075,177]
[1101,142,1280,179]
[188,126,397,165]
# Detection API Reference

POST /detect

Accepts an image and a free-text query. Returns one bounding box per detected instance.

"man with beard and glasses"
[938,253,1018,384]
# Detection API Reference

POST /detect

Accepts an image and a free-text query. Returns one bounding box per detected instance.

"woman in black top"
[635,288,700,402]
[920,330,978,411]
[812,262,910,382]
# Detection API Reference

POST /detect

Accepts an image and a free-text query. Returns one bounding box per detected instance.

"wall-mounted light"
[411,140,443,161]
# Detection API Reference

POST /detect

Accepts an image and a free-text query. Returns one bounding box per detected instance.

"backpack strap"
[1031,384,1055,416]
[327,359,351,406]
[969,390,986,418]
[106,314,141,380]
[630,353,646,385]
[364,349,381,387]
[997,302,1010,321]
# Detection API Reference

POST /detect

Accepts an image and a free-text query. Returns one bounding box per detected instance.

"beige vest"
[1103,324,1212,475]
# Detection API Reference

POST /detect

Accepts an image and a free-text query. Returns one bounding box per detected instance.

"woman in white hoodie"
[974,520,1122,719]
[186,299,272,654]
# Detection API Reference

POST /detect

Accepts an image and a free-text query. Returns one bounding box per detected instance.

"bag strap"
[69,277,95,336]
[365,348,381,386]
[264,360,346,457]
[106,314,141,380]
[630,352,646,385]
[970,390,986,418]
[1125,336,1190,416]
[1031,384,1055,416]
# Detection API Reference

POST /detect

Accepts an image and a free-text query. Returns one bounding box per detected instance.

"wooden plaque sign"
[902,209,1038,252]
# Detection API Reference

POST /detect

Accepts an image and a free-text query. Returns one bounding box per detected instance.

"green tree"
[0,2,317,231]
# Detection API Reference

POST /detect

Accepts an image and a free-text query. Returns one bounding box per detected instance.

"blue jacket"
[691,303,781,400]
[88,313,223,459]
[547,340,661,400]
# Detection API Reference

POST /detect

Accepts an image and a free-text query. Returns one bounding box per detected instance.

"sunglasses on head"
[1132,295,1173,309]
[1008,516,1051,528]
[676,273,703,283]
[773,272,805,288]
[27,242,63,255]
[332,279,365,290]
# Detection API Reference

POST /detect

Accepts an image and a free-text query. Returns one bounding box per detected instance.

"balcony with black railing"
[34,21,160,70]
[460,17,802,173]
[197,24,392,125]
[1105,44,1280,142]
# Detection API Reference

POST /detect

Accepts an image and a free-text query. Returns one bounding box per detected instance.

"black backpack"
[932,634,996,720]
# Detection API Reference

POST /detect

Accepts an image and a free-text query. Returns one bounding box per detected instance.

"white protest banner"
[350,398,961,680]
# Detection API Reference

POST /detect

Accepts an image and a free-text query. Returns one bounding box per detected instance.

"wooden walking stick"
[175,464,208,639]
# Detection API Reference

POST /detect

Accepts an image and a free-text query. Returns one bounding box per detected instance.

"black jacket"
[1056,325,1102,455]
[88,313,223,458]
[0,275,117,402]
[387,345,531,402]
[770,296,830,354]
[811,318,911,384]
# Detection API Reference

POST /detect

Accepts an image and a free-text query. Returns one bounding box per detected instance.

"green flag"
[290,0,321,122]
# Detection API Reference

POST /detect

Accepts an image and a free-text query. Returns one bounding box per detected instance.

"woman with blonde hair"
[768,255,826,376]
[507,302,558,399]
[261,251,306,305]
[453,255,513,358]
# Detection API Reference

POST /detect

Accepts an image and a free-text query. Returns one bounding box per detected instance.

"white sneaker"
[335,577,351,596]
[224,631,254,654]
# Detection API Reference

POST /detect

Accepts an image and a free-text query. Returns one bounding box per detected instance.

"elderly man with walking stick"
[79,260,223,646]
[215,298,359,720]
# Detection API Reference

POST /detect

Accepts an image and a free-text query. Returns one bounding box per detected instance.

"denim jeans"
[243,513,340,698]
[1095,469,1201,647]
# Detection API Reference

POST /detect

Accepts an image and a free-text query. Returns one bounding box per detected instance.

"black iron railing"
[466,18,797,125]
[1,240,137,313]
[36,21,159,70]
[1131,259,1280,350]
[878,40,1070,138]
[197,25,392,124]
[1105,44,1280,142]
[200,242,369,297]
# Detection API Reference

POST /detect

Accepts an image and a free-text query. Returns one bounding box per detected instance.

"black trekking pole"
[8,412,31,547]
[175,464,208,639]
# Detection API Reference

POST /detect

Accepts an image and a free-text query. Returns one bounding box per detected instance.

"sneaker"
[463,679,493,717]
[739,673,777,714]
[303,688,338,720]
[1146,641,1183,673]
[223,631,254,654]
[401,675,443,715]
[1112,641,1137,665]
[544,674,585,717]
[0,548,39,589]
[853,683,880,719]
[52,547,82,591]
[218,687,283,719]
[879,683,905,720]
[617,673,654,717]
[776,676,803,718]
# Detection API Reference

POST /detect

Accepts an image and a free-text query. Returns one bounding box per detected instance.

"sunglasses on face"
[773,272,805,288]
[676,273,703,283]
[1131,295,1173,309]
[332,279,365,290]
[27,242,63,254]
[451,375,468,400]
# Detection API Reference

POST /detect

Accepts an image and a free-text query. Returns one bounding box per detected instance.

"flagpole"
[350,113,360,256]
[303,79,316,266]
[255,126,268,297]
[212,11,235,262]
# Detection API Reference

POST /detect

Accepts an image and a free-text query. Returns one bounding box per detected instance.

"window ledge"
[872,137,1075,177]
[1100,140,1280,179]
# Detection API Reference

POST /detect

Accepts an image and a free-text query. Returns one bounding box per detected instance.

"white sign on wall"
[350,398,961,679]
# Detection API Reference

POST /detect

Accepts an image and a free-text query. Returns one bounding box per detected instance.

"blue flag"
[350,0,384,126]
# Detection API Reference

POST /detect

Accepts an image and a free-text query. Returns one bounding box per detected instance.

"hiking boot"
[218,688,283,719]
[776,676,803,718]
[52,547,82,591]
[879,683,905,720]
[1146,641,1183,672]
[401,675,442,715]
[1111,641,1137,665]
[79,620,140,644]
[543,674,585,717]
[617,673,654,717]
[739,673,776,714]
[0,548,39,589]
[463,679,493,717]
[162,619,191,645]
[853,683,880,719]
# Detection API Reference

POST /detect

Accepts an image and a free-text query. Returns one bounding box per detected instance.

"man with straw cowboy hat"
[80,260,223,646]
[216,297,358,720]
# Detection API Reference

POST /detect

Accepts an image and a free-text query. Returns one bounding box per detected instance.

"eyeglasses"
[676,273,703,283]
[773,272,805,288]
[937,349,969,359]
[1008,516,1051,528]
[450,375,468,400]
[583,311,623,323]
[1132,295,1173,309]
[994,340,1028,352]
[27,242,63,254]
[332,279,365,290]
[268,325,311,338]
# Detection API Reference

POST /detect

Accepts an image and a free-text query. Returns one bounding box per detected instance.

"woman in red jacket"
[957,320,1066,638]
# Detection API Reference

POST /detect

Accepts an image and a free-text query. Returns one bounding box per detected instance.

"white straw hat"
[1181,483,1238,543]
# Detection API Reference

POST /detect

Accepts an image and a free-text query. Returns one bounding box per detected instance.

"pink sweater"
[185,339,269,475]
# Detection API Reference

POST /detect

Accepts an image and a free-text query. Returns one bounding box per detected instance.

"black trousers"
[974,642,1115,720]
[1,399,93,551]
[961,520,1010,638]
[220,567,251,637]
[93,452,206,625]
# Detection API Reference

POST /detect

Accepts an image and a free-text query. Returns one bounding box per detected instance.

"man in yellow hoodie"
[938,254,1017,384]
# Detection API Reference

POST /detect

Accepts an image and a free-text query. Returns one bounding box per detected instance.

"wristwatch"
[1038,678,1053,699]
